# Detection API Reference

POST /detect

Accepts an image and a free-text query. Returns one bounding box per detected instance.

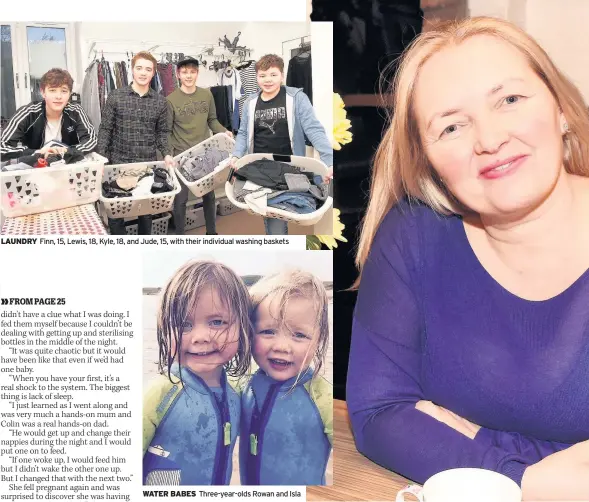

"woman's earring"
[563,122,569,133]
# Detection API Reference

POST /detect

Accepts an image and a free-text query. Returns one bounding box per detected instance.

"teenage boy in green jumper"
[167,56,233,235]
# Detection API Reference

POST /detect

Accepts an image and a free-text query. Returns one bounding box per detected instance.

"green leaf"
[306,236,322,250]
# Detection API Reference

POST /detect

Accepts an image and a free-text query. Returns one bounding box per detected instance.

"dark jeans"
[173,178,217,234]
[108,215,152,235]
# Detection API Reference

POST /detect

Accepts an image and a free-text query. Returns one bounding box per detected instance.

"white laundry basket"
[174,133,235,198]
[185,201,219,231]
[0,153,107,218]
[99,161,180,219]
[125,213,171,235]
[224,154,333,227]
[217,196,242,216]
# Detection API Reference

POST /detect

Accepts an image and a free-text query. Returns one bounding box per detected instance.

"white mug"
[396,468,522,502]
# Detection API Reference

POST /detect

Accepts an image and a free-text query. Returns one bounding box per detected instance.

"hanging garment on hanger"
[287,51,313,103]
[157,63,175,96]
[103,61,109,101]
[238,61,259,117]
[219,67,243,101]
[97,60,106,111]
[107,61,116,97]
[210,86,232,130]
[158,71,164,95]
[155,64,164,93]
[235,60,253,70]
[110,62,116,90]
[219,67,242,131]
[81,60,102,129]
[126,62,133,87]
[166,63,176,95]
[172,64,179,92]
[121,61,128,87]
[104,62,112,97]
[112,63,120,89]
[111,62,118,89]
[117,62,123,87]
[160,70,166,94]
[151,67,161,95]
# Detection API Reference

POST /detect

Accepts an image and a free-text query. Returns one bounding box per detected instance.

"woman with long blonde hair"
[348,16,589,500]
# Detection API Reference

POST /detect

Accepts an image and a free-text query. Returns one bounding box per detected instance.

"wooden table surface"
[308,400,413,501]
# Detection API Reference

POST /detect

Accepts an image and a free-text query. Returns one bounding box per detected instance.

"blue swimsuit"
[240,368,333,485]
[143,364,240,485]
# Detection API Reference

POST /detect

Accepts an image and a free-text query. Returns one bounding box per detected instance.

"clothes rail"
[86,40,217,61]
[281,35,311,54]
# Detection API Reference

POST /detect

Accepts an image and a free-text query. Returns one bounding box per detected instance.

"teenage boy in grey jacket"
[230,54,333,235]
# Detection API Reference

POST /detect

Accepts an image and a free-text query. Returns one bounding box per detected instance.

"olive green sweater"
[166,87,226,156]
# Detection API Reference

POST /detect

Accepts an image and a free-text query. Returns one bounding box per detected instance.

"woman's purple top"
[348,199,589,486]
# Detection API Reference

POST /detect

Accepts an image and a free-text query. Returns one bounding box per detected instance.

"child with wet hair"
[240,269,333,485]
[143,260,252,485]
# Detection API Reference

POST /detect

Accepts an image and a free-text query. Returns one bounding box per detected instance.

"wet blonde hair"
[249,269,329,378]
[356,16,589,272]
[157,260,252,383]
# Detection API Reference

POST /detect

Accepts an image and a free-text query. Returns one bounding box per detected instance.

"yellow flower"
[304,93,353,249]
[316,208,348,249]
[334,93,347,120]
[333,119,353,151]
[333,93,353,151]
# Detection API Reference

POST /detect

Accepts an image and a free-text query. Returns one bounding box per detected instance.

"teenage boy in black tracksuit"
[0,68,97,161]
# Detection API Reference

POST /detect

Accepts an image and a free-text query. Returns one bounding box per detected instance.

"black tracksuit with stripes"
[0,101,97,160]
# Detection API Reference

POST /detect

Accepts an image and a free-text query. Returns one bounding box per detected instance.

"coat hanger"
[298,37,311,53]
[236,58,255,70]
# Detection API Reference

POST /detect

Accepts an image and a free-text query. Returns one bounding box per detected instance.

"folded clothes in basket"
[45,146,85,165]
[234,159,315,190]
[0,162,35,172]
[267,192,318,214]
[151,167,175,194]
[1,154,41,171]
[232,170,329,215]
[178,147,229,182]
[1,149,100,172]
[102,166,174,198]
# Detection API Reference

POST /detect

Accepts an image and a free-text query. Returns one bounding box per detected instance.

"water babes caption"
[142,490,303,498]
